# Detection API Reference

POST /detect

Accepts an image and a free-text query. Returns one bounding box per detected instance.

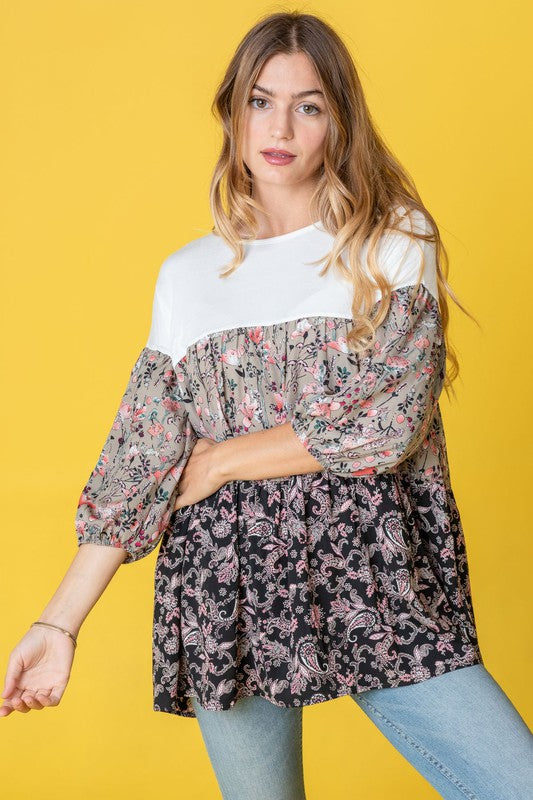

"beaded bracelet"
[31,621,78,649]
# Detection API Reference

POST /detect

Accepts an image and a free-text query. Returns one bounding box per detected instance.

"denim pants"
[190,664,533,800]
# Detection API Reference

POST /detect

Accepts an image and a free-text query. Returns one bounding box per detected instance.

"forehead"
[254,52,321,91]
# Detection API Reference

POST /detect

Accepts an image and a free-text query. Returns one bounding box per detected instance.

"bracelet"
[31,621,78,649]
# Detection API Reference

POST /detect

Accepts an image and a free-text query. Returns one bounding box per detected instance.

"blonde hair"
[208,10,477,399]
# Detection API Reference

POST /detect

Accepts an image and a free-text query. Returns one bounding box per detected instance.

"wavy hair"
[208,10,478,399]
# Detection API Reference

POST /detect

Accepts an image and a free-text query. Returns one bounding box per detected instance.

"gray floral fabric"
[75,348,198,564]
[290,282,444,475]
[75,281,483,716]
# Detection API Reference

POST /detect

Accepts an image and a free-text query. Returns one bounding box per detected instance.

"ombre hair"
[208,10,477,398]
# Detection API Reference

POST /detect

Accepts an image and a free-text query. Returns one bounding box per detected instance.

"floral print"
[76,281,483,717]
[75,347,197,564]
[290,284,445,476]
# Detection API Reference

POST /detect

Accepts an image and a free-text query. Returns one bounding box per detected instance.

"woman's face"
[241,52,329,191]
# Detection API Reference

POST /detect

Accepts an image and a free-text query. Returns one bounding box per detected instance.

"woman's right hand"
[0,625,76,716]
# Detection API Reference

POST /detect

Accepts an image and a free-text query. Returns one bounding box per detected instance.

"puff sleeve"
[74,256,198,564]
[289,210,446,477]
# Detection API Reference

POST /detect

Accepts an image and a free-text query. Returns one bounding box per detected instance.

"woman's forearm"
[35,543,128,637]
[214,421,324,482]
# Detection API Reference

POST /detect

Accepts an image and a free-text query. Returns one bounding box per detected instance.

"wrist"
[31,621,78,649]
[35,614,82,638]
[210,439,234,484]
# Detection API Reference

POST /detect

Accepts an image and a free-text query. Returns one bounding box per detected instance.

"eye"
[248,96,270,109]
[248,97,322,116]
[298,103,320,116]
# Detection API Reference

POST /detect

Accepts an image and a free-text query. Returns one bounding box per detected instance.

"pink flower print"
[273,392,284,412]
[414,335,430,350]
[148,421,164,437]
[162,395,181,412]
[263,340,277,364]
[238,393,259,430]
[221,346,245,366]
[337,672,355,688]
[290,319,314,338]
[386,355,410,369]
[326,337,349,353]
[296,378,319,400]
[118,401,132,422]
[146,396,153,406]
[310,603,322,630]
[133,406,146,424]
[195,395,205,417]
[127,444,140,460]
[351,465,377,476]
[362,371,378,392]
[295,559,307,576]
[308,398,342,418]
[93,454,110,478]
[248,326,264,344]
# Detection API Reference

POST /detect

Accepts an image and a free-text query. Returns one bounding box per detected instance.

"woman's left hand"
[173,437,227,511]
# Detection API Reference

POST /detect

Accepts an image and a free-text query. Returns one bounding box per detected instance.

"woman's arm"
[36,543,127,638]
[1,543,128,716]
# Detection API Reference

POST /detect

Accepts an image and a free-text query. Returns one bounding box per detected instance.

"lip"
[261,148,296,156]
[261,148,297,166]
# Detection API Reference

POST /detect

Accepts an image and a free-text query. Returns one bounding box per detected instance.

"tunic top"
[74,206,484,718]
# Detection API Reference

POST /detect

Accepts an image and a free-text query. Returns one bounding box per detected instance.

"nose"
[270,109,294,140]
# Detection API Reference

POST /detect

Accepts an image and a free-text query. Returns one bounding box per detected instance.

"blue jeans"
[190,664,533,799]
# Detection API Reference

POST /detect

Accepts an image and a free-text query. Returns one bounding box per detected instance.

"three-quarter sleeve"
[289,209,445,477]
[74,255,197,564]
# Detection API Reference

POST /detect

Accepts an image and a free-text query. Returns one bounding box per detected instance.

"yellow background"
[1,1,531,798]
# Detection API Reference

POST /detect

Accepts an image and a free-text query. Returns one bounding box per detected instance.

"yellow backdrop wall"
[1,1,531,798]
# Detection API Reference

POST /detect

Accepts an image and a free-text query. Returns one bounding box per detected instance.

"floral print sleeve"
[289,281,445,477]
[74,346,197,564]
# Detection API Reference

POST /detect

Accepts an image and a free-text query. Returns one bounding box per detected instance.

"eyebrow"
[251,83,324,99]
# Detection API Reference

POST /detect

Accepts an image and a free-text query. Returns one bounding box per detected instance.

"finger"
[2,656,23,699]
[34,689,56,708]
[10,696,31,713]
[47,692,62,707]
[0,701,15,717]
[20,693,44,710]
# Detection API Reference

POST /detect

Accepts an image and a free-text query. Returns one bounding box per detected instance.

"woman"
[2,11,531,800]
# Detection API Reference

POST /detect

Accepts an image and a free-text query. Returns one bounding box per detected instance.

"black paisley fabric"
[153,439,482,718]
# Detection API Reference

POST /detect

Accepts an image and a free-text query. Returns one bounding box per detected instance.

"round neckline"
[242,219,323,245]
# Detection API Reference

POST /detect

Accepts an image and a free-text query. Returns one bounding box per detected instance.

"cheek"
[301,130,327,163]
[299,118,328,147]
[242,114,264,146]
